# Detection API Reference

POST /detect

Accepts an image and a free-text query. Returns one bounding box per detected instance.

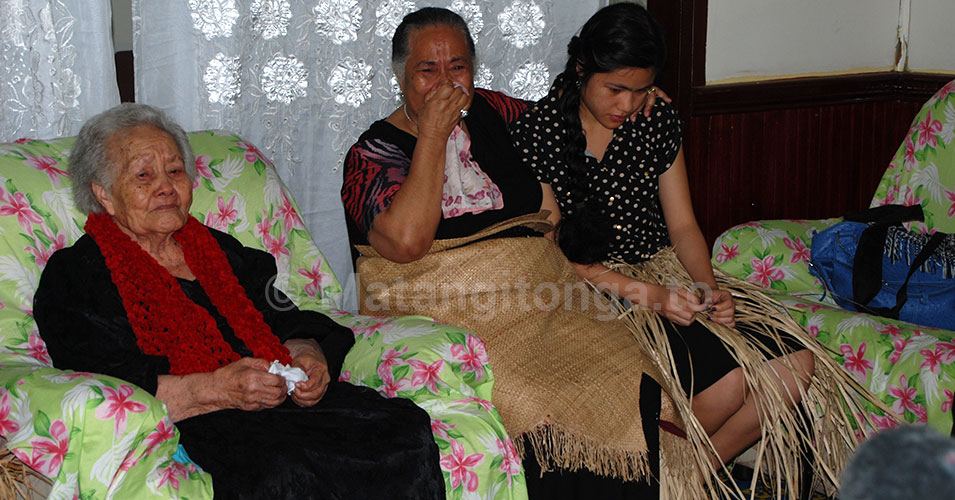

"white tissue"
[268,360,308,395]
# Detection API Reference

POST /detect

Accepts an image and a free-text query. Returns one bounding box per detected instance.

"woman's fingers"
[642,86,672,117]
[421,81,469,122]
[290,353,331,407]
[629,86,673,120]
[659,288,705,325]
[710,307,736,327]
[219,358,287,410]
[675,288,706,311]
[706,290,736,326]
[292,371,330,407]
[245,369,287,408]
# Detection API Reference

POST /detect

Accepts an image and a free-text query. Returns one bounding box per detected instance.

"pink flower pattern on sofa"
[712,80,955,437]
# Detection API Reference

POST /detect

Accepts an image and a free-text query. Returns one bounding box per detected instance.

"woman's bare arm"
[659,146,735,325]
[658,147,716,289]
[368,81,469,262]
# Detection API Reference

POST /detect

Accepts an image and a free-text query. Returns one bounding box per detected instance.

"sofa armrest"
[336,313,494,401]
[334,311,527,498]
[0,361,213,499]
[711,218,841,300]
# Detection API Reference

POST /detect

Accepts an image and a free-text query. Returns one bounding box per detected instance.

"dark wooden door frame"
[646,0,707,124]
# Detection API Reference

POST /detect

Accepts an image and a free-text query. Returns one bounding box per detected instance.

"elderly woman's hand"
[415,80,469,142]
[215,357,288,411]
[630,86,672,120]
[286,339,331,407]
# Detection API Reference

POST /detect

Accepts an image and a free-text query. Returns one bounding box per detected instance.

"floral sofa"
[712,79,955,436]
[0,131,527,499]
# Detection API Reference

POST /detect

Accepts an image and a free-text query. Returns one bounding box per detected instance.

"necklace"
[402,103,418,131]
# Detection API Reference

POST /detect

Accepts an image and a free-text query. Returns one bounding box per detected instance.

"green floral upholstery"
[0,131,527,499]
[712,80,955,436]
[871,79,955,233]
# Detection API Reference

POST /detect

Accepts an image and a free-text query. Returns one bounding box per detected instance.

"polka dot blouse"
[511,85,684,263]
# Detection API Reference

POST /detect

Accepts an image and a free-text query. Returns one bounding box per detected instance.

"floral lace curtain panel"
[0,0,119,141]
[133,0,600,310]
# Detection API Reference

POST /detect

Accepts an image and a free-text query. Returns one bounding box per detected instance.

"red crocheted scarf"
[85,212,292,375]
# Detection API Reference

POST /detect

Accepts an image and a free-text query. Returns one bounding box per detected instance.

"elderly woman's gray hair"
[69,103,196,214]
[391,7,476,81]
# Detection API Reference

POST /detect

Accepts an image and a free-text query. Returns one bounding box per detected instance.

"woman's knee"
[691,368,747,433]
[790,349,815,388]
[702,367,747,409]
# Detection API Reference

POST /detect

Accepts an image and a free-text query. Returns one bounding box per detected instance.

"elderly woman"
[34,104,444,500]
[341,7,680,498]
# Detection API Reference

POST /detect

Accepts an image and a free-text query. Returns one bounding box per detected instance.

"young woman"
[511,3,869,484]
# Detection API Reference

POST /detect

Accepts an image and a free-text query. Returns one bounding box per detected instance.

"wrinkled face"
[93,124,193,237]
[579,67,656,130]
[400,24,474,118]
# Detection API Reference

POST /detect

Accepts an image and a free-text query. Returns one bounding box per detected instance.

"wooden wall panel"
[686,99,926,244]
[646,0,952,247]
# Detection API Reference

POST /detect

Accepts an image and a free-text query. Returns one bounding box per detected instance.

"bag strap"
[864,231,946,319]
[850,205,925,306]
[844,204,924,224]
[852,223,893,305]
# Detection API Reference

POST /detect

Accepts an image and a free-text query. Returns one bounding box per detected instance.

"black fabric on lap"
[177,382,443,500]
[665,319,803,396]
[665,320,737,396]
[35,229,445,499]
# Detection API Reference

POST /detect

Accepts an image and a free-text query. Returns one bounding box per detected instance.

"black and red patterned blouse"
[341,89,542,245]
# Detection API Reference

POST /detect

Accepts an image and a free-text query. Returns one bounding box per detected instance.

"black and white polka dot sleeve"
[511,96,566,186]
[649,100,684,172]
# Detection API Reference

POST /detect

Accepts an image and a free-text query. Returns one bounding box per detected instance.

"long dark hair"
[554,3,667,264]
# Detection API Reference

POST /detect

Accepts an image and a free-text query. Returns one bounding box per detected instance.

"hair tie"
[567,35,581,55]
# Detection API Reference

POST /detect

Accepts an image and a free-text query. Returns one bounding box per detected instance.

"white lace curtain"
[133,0,601,311]
[0,0,119,141]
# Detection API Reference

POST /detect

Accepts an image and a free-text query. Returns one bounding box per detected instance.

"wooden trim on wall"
[644,0,954,245]
[692,72,953,115]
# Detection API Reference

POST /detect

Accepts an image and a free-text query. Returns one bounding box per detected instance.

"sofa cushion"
[711,218,840,300]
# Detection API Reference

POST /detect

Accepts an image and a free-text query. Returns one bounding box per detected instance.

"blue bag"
[809,205,955,330]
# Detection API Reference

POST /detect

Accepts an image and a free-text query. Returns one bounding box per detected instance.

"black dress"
[34,228,444,500]
[511,85,740,396]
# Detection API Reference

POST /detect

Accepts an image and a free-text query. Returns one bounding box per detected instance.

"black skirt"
[666,319,739,396]
[175,382,444,500]
[668,319,804,396]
